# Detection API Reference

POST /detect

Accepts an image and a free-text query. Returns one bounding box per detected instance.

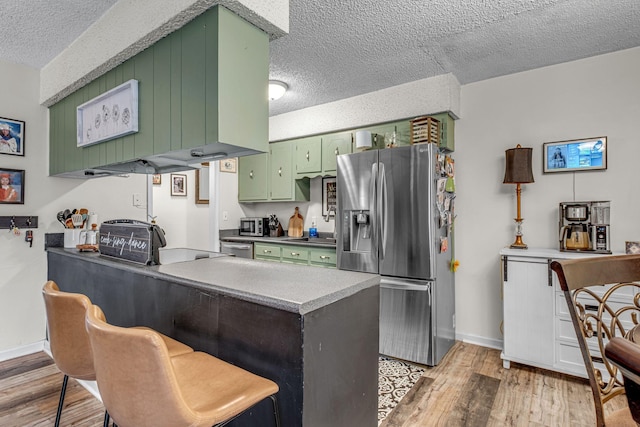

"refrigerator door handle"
[379,162,388,260]
[380,278,432,303]
[370,162,378,253]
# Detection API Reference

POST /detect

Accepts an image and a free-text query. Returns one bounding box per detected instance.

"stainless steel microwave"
[239,217,269,236]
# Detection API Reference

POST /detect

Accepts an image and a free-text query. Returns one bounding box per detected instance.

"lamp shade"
[503,145,534,184]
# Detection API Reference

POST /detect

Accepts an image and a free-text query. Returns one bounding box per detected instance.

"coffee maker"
[558,201,611,253]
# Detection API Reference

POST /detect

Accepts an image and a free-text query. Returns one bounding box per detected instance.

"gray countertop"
[48,248,378,314]
[220,234,337,249]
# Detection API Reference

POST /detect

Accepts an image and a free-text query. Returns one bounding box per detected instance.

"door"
[378,144,435,279]
[336,150,379,273]
[269,141,293,200]
[322,132,352,173]
[502,256,555,368]
[294,136,322,175]
[238,153,268,201]
[379,278,434,365]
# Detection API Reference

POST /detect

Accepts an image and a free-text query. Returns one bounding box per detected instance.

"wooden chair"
[85,304,281,427]
[42,281,193,427]
[605,337,640,425]
[551,255,640,427]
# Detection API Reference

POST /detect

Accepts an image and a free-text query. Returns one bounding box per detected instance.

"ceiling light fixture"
[268,80,288,101]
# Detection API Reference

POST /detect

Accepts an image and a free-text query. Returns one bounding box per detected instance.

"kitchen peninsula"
[47,248,380,427]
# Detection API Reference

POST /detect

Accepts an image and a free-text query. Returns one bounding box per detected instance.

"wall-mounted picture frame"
[322,177,337,217]
[0,168,25,204]
[171,173,187,196]
[77,79,139,147]
[152,174,161,185]
[195,163,209,205]
[543,136,607,174]
[220,158,237,173]
[0,117,25,156]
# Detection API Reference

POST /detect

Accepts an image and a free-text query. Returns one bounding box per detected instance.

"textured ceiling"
[2,0,640,116]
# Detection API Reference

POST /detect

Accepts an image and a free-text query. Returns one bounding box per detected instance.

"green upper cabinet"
[270,141,294,200]
[49,5,269,176]
[394,121,412,147]
[294,136,322,177]
[429,112,455,152]
[238,141,310,202]
[321,131,352,173]
[238,153,269,201]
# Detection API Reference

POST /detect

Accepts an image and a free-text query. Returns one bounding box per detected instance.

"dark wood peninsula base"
[47,249,380,427]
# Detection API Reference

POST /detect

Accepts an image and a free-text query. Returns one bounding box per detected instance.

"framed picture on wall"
[171,174,187,196]
[0,117,25,156]
[0,168,25,204]
[152,174,161,185]
[322,177,336,217]
[220,158,237,173]
[195,163,209,204]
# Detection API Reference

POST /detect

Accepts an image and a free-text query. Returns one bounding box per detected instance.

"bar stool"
[85,304,281,427]
[42,281,193,426]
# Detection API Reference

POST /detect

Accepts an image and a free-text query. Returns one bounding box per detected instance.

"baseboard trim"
[0,340,45,362]
[456,332,503,350]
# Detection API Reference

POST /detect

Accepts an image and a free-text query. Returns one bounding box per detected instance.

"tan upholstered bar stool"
[85,304,281,427]
[42,281,193,427]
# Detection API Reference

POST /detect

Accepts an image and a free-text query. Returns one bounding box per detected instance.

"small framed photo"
[322,177,337,217]
[220,158,237,173]
[0,168,25,204]
[170,173,187,196]
[152,174,161,185]
[0,117,25,156]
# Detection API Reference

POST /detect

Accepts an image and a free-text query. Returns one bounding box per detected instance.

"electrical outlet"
[133,193,143,207]
[223,211,228,221]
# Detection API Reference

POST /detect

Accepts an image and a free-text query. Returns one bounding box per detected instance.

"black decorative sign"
[99,222,155,265]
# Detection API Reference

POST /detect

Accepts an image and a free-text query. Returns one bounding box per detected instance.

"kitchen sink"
[286,237,336,245]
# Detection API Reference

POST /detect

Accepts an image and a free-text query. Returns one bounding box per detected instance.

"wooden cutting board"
[287,207,304,237]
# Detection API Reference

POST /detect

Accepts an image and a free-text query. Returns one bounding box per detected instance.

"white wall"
[0,60,147,354]
[455,46,640,345]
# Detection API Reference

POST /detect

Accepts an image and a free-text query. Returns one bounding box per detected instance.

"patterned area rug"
[378,356,426,424]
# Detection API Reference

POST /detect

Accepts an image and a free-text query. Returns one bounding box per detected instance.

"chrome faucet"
[324,206,337,238]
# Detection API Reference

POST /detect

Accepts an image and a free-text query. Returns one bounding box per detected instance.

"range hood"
[93,141,263,175]
[48,5,269,179]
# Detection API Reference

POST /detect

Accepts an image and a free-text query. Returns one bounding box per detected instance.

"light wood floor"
[0,341,628,426]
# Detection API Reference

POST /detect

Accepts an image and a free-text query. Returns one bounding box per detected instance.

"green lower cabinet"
[253,243,336,268]
[281,245,310,265]
[254,243,281,262]
[309,247,337,268]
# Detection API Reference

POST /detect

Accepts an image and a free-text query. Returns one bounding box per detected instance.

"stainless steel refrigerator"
[336,143,455,366]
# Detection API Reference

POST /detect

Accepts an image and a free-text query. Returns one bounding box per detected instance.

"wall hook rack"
[0,216,39,230]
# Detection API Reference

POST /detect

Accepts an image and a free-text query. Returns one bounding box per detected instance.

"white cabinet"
[500,248,631,378]
[502,255,555,371]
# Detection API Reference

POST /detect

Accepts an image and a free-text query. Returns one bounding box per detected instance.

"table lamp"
[503,144,534,249]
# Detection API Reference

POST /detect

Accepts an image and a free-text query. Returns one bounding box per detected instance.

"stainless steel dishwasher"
[220,241,254,259]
